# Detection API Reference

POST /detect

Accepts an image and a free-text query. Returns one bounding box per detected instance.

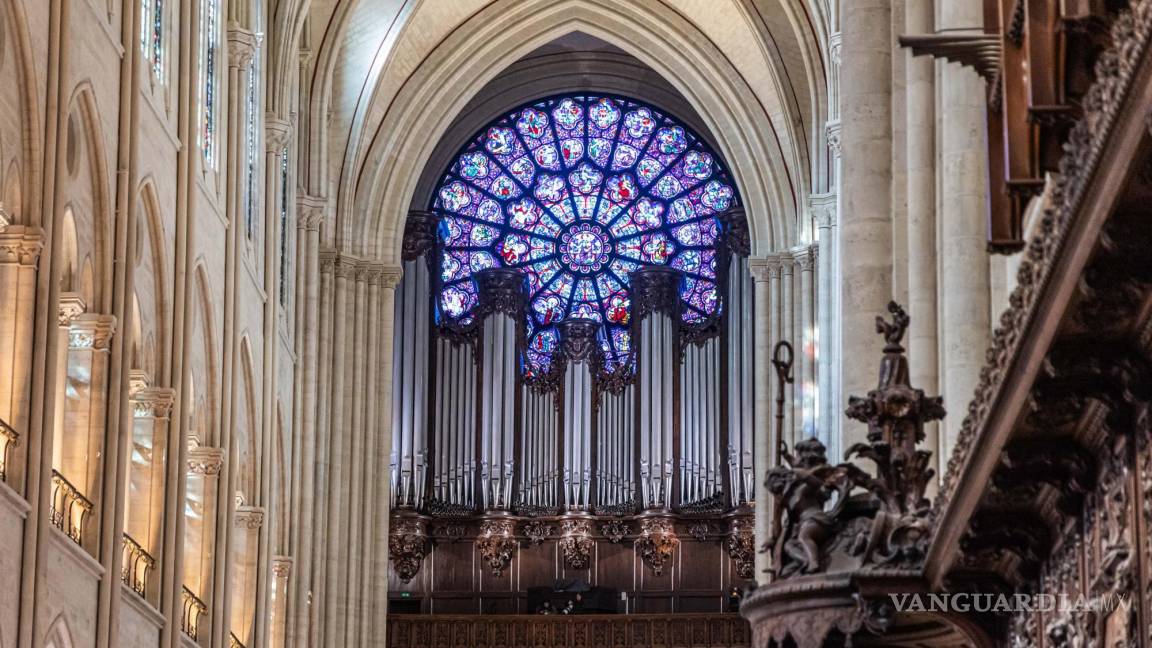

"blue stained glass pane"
[432,94,739,373]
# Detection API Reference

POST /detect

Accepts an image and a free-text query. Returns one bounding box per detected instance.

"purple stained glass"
[432,95,738,372]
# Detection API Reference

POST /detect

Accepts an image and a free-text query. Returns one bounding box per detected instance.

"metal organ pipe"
[390,257,431,509]
[726,254,755,507]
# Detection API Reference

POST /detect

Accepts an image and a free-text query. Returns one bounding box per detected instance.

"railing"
[50,470,93,545]
[387,614,751,648]
[121,533,156,598]
[229,633,246,648]
[0,418,16,483]
[181,586,208,641]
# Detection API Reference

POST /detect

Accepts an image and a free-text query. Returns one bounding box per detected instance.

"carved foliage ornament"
[389,517,428,584]
[476,519,516,577]
[726,518,755,581]
[600,519,631,543]
[521,519,553,546]
[402,210,438,261]
[558,520,594,569]
[636,517,678,576]
[629,266,681,322]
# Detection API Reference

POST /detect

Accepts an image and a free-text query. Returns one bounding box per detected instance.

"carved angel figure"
[765,438,870,576]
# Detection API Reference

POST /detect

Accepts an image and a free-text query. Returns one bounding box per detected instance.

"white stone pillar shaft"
[905,0,940,472]
[839,0,893,449]
[938,0,991,459]
[749,258,773,583]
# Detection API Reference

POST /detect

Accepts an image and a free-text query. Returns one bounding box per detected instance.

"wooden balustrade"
[387,613,750,648]
[120,533,156,598]
[0,418,16,483]
[181,585,208,640]
[50,469,93,545]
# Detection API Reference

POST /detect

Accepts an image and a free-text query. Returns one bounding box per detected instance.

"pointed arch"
[0,0,42,226]
[234,335,259,501]
[349,0,800,263]
[189,261,218,446]
[61,83,114,311]
[42,613,75,648]
[134,178,170,379]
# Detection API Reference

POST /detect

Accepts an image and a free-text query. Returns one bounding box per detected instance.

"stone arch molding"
[350,0,800,265]
[42,613,75,648]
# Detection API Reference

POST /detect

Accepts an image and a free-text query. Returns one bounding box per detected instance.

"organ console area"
[387,208,757,614]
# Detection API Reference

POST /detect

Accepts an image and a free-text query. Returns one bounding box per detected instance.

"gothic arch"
[0,0,41,226]
[134,179,169,379]
[235,335,259,500]
[41,614,74,648]
[349,0,800,264]
[190,262,219,446]
[60,84,114,311]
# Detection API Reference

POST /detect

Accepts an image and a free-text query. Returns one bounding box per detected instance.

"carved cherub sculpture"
[765,438,870,577]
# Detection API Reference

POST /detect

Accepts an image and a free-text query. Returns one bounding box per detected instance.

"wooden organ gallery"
[385,95,771,614]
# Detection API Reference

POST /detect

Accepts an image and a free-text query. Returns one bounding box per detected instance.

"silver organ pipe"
[631,267,680,511]
[557,318,597,511]
[390,257,431,509]
[726,253,755,507]
[519,386,557,511]
[594,384,633,510]
[479,310,517,510]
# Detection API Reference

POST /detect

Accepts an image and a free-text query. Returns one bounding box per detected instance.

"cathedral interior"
[0,0,1150,647]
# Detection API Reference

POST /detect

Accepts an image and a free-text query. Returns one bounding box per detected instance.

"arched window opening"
[198,0,220,167]
[243,34,260,239]
[278,145,290,306]
[140,0,165,82]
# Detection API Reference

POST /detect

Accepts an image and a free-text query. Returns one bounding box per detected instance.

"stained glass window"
[433,95,737,374]
[198,0,219,166]
[140,0,164,81]
[244,48,259,238]
[279,146,290,306]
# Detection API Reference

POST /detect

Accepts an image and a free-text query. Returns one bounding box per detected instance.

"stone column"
[126,384,176,555]
[839,0,893,451]
[748,258,773,583]
[904,0,939,473]
[230,506,265,645]
[270,556,293,648]
[61,312,118,507]
[778,256,795,447]
[938,0,990,457]
[0,225,44,487]
[372,268,402,642]
[810,195,838,451]
[793,245,817,439]
[289,196,324,647]
[184,446,225,613]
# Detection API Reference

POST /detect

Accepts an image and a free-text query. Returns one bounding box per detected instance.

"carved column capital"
[402,211,439,261]
[809,193,838,230]
[265,116,292,153]
[132,387,176,420]
[792,245,817,272]
[69,313,117,350]
[234,505,265,529]
[272,555,293,579]
[747,256,779,283]
[187,446,226,475]
[332,254,359,279]
[0,225,45,266]
[58,293,87,327]
[825,119,842,157]
[227,25,258,70]
[297,195,327,230]
[319,249,336,273]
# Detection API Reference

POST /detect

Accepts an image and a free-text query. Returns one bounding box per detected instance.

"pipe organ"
[390,210,762,519]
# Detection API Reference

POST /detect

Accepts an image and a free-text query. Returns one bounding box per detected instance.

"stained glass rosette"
[433,95,738,374]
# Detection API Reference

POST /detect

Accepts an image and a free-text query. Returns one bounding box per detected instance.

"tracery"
[433,95,738,373]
